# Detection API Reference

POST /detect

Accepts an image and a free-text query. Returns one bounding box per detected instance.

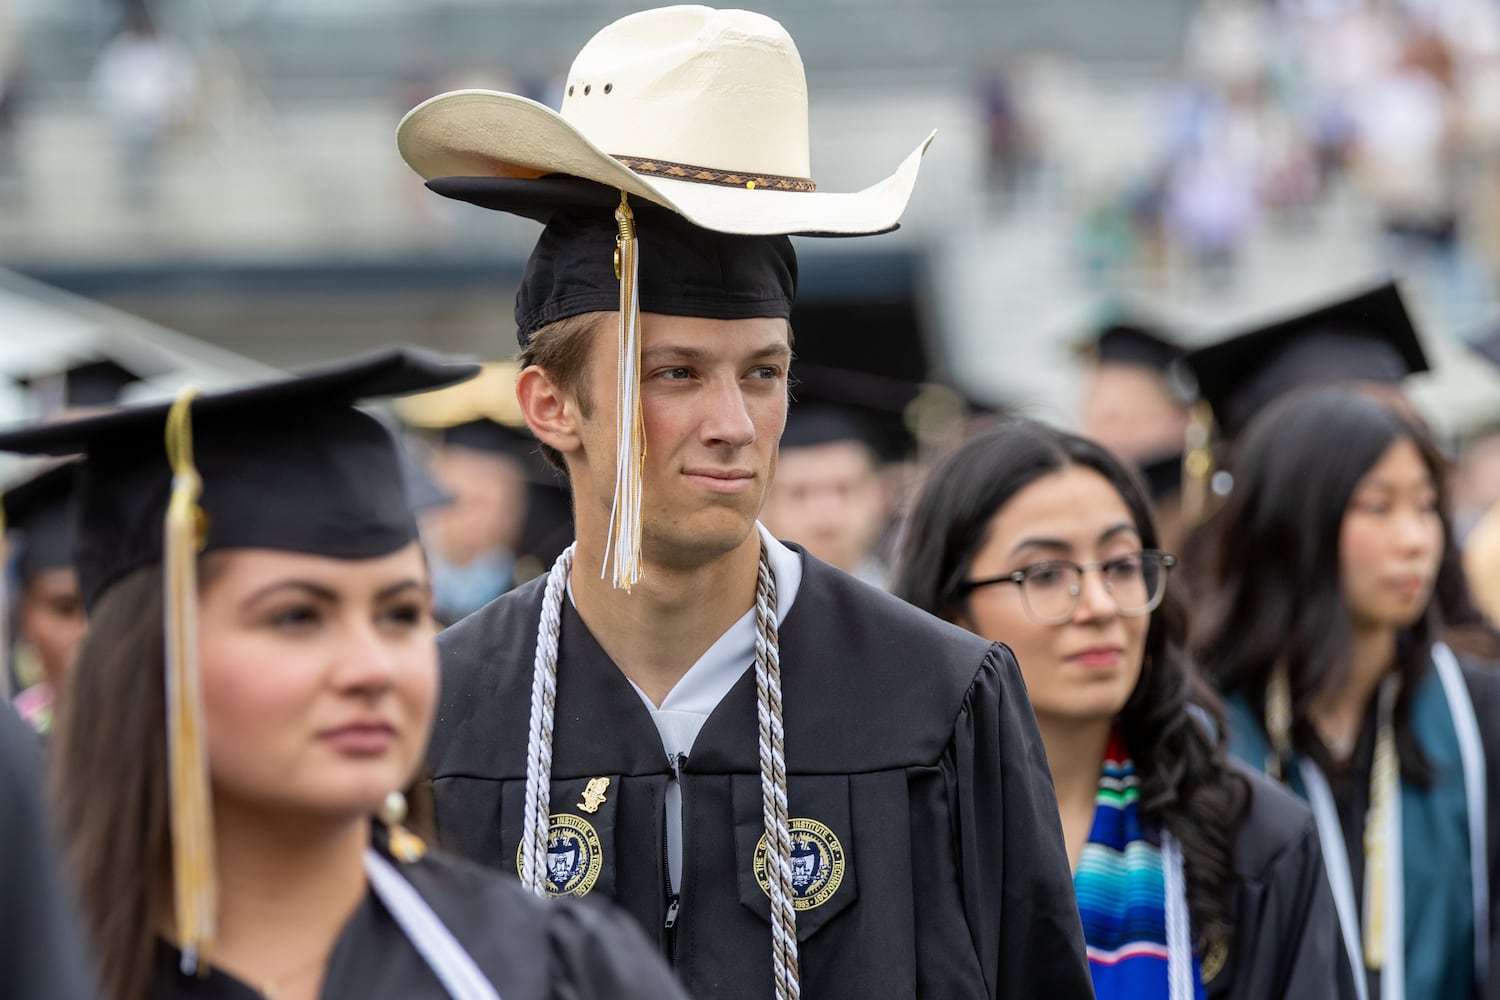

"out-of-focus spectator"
[0,0,21,187]
[90,2,198,211]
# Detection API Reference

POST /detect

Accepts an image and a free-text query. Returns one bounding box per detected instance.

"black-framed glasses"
[959,550,1176,626]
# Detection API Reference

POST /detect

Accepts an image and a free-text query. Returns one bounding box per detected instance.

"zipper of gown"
[663,751,687,966]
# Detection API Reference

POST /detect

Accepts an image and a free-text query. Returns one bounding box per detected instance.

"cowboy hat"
[396,5,934,237]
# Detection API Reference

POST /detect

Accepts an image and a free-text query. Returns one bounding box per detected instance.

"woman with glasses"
[1194,387,1500,1000]
[894,418,1349,999]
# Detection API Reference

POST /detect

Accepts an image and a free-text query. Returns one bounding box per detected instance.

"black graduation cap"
[0,348,479,609]
[784,363,920,463]
[502,191,797,346]
[17,359,145,414]
[1180,281,1428,441]
[2,462,78,586]
[1077,318,1182,373]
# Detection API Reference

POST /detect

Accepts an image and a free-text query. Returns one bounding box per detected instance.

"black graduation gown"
[153,844,690,999]
[0,705,98,1000]
[429,549,1094,999]
[1209,765,1356,999]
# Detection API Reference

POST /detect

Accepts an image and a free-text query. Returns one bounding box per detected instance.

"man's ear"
[516,364,582,457]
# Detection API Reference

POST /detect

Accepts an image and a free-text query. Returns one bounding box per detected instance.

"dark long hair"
[893,418,1247,956]
[1192,386,1447,783]
[51,564,172,1000]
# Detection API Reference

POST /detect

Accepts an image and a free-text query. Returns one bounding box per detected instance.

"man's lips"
[683,469,756,491]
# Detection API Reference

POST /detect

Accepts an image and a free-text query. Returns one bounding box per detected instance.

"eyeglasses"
[959,550,1176,626]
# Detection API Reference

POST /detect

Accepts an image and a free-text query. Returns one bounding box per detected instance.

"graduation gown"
[1225,654,1500,1000]
[0,705,98,1000]
[154,842,690,999]
[429,550,1094,999]
[1209,765,1356,999]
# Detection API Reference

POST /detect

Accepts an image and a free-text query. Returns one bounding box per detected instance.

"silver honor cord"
[519,541,798,997]
[521,543,574,897]
[754,545,800,999]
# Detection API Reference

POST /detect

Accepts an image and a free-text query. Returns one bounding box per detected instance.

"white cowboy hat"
[396,5,934,236]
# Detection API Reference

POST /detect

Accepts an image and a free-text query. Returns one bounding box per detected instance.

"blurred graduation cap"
[1074,315,1184,374]
[0,346,476,970]
[2,461,79,588]
[1180,280,1428,443]
[16,358,146,416]
[396,362,574,571]
[784,363,923,463]
[0,347,479,610]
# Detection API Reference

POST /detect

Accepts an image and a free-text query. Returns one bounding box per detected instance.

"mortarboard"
[2,462,79,586]
[0,347,480,610]
[1076,318,1183,373]
[17,359,145,414]
[0,346,478,974]
[1180,281,1428,442]
[783,363,921,463]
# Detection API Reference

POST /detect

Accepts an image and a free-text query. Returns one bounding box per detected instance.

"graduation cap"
[17,359,145,415]
[784,364,921,464]
[2,462,79,587]
[1076,317,1183,373]
[1180,281,1428,442]
[0,346,478,971]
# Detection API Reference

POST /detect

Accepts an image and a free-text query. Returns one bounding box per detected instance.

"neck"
[202,802,369,995]
[1313,624,1397,755]
[570,526,764,706]
[1036,715,1113,872]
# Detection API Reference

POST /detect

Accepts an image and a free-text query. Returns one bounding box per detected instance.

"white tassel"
[602,194,646,592]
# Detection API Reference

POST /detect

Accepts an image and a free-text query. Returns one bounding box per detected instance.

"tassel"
[602,192,646,592]
[1180,401,1215,528]
[1265,665,1293,783]
[163,387,217,975]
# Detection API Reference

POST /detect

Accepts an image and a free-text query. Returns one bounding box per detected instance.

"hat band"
[610,153,817,192]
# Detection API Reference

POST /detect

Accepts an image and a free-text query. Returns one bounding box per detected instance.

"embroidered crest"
[753,818,846,911]
[516,814,604,898]
[577,776,610,814]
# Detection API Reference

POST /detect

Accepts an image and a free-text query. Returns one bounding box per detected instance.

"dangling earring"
[380,790,427,863]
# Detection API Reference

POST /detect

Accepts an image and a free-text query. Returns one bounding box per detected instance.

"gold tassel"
[1265,664,1293,783]
[1180,401,1216,528]
[163,387,217,975]
[603,192,646,592]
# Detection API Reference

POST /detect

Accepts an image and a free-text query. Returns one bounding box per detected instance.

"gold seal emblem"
[753,818,846,911]
[515,814,604,898]
[577,776,610,814]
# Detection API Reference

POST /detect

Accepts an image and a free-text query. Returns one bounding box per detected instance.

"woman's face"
[197,543,437,821]
[955,466,1150,729]
[1339,437,1445,632]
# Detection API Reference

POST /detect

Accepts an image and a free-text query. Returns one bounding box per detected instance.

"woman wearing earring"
[1194,387,1500,1000]
[0,349,687,1000]
[893,418,1349,999]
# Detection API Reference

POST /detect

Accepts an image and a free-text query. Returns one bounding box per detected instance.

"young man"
[398,7,1091,997]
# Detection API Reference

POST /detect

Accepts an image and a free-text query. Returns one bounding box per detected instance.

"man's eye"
[659,367,692,380]
[749,366,781,380]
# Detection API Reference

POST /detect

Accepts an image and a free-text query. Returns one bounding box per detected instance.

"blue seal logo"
[516,813,603,898]
[753,817,846,910]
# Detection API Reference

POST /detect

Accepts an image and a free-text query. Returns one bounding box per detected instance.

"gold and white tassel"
[163,387,217,975]
[603,193,647,592]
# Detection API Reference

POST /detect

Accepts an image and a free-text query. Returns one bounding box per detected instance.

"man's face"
[761,439,886,572]
[570,312,791,569]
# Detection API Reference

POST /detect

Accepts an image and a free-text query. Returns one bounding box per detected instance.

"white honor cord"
[1381,679,1404,1000]
[521,544,575,897]
[1301,760,1372,1000]
[1161,832,1195,1000]
[364,850,503,1000]
[1431,643,1490,988]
